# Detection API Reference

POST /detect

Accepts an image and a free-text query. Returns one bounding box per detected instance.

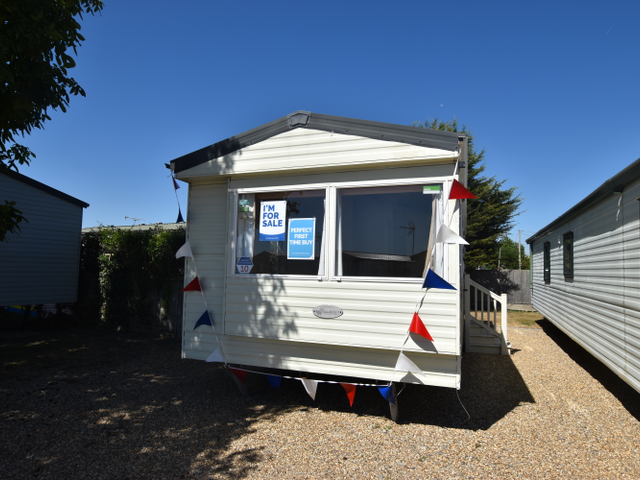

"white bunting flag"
[435,224,469,245]
[175,241,193,259]
[300,378,319,400]
[205,346,225,363]
[395,352,429,383]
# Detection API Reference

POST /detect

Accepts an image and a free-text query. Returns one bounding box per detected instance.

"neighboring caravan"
[0,170,88,306]
[527,157,640,394]
[170,111,475,399]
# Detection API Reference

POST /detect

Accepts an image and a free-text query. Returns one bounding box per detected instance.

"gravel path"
[1,322,639,479]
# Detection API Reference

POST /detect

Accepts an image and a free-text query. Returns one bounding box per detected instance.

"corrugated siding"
[0,174,84,305]
[180,140,462,387]
[531,181,640,393]
[177,128,458,180]
[181,181,228,358]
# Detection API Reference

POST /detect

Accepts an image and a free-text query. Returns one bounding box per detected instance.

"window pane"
[237,190,326,275]
[337,185,435,278]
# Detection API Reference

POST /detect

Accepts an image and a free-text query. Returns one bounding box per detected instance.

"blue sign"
[259,200,286,241]
[287,218,315,260]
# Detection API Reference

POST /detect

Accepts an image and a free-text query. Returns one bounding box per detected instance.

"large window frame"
[230,176,453,284]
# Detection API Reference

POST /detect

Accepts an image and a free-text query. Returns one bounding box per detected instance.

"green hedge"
[75,226,185,330]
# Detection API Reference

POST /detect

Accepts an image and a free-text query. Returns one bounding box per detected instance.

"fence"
[469,269,531,305]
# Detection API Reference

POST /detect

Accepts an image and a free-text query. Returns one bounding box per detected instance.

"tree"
[0,0,103,241]
[497,236,530,270]
[414,118,522,271]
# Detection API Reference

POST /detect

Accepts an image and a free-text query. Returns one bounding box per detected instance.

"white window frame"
[229,175,454,284]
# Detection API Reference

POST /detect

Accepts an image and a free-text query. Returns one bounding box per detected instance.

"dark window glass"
[336,185,435,278]
[543,241,551,284]
[563,232,573,279]
[237,190,325,275]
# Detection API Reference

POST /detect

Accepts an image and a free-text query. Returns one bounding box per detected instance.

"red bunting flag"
[173,177,180,190]
[409,312,434,341]
[231,368,247,384]
[181,277,201,292]
[340,383,356,407]
[449,179,477,200]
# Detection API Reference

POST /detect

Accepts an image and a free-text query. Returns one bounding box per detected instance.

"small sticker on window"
[423,185,441,194]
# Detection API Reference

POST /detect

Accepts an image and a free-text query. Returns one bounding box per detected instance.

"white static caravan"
[170,111,471,399]
[0,170,88,306]
[527,157,640,394]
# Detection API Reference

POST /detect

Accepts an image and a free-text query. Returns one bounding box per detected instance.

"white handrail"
[464,274,510,355]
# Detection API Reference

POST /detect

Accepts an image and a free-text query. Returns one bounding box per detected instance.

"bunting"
[378,385,396,405]
[193,310,213,330]
[177,208,184,224]
[409,313,434,341]
[341,383,356,407]
[175,241,193,259]
[300,378,319,400]
[423,269,456,291]
[231,369,247,384]
[206,346,225,363]
[449,179,476,200]
[173,177,180,190]
[181,277,201,293]
[267,375,282,388]
[435,224,469,245]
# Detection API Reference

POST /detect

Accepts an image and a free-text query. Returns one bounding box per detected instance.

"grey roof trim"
[526,156,640,244]
[2,169,89,208]
[171,111,463,174]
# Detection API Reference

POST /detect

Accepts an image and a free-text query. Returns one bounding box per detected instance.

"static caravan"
[527,157,640,394]
[169,111,471,410]
[0,170,88,306]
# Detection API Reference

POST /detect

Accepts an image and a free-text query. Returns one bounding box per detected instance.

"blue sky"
[19,1,640,244]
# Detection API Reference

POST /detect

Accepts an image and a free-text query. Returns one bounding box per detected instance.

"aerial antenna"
[400,221,416,255]
[125,216,145,226]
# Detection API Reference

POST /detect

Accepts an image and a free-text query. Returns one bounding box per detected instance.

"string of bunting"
[175,171,476,408]
[171,174,185,223]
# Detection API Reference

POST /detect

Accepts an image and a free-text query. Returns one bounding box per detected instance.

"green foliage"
[414,118,522,271]
[0,200,27,240]
[0,0,103,240]
[75,226,185,330]
[498,236,530,270]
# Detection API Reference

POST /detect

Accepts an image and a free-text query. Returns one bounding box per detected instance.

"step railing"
[464,274,509,355]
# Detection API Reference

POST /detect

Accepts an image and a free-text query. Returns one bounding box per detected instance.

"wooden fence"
[469,269,531,305]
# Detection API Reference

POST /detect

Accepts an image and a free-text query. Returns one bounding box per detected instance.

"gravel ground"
[1,321,639,480]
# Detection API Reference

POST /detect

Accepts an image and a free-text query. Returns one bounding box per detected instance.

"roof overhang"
[170,111,464,175]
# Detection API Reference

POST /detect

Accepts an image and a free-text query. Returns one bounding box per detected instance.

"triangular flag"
[267,375,282,388]
[395,352,423,375]
[175,241,193,259]
[193,310,213,330]
[340,383,356,407]
[300,378,319,400]
[231,368,246,384]
[206,346,225,363]
[435,224,469,245]
[177,209,184,223]
[173,177,180,190]
[181,277,201,292]
[378,386,396,405]
[449,179,476,200]
[409,312,434,341]
[423,269,456,290]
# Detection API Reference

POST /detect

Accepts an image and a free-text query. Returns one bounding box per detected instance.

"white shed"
[0,170,88,306]
[170,111,476,402]
[527,157,640,394]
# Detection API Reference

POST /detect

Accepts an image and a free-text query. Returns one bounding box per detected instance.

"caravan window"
[543,241,551,284]
[563,232,573,280]
[236,189,326,275]
[335,184,437,278]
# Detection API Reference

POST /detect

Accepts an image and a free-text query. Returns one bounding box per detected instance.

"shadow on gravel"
[0,330,298,480]
[538,319,640,421]
[251,351,535,432]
